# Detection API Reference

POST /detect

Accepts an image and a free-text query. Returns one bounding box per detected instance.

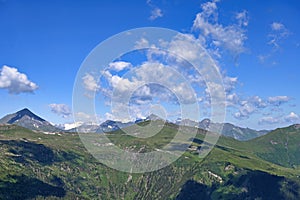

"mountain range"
[0,108,270,141]
[197,119,270,141]
[175,117,270,140]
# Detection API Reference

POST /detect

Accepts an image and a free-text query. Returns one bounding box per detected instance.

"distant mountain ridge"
[0,108,60,132]
[0,109,270,140]
[176,118,270,141]
[69,114,164,133]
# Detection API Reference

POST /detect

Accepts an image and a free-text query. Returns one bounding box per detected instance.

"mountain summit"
[0,108,60,132]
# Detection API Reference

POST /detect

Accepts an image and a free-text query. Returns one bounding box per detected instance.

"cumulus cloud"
[82,73,100,92]
[136,62,197,104]
[205,81,225,103]
[135,38,150,49]
[0,65,38,94]
[226,93,239,106]
[192,0,247,57]
[284,112,299,123]
[268,96,290,106]
[98,59,201,122]
[233,96,267,120]
[110,75,142,94]
[233,94,293,120]
[259,112,299,125]
[109,61,131,71]
[168,33,206,62]
[104,62,197,105]
[251,96,267,108]
[259,116,280,125]
[234,100,256,120]
[49,104,72,118]
[223,76,238,93]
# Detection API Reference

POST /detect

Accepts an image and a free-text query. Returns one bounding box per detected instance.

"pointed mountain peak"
[198,118,211,129]
[200,118,211,124]
[18,108,31,112]
[10,108,46,123]
[0,108,59,132]
[146,113,165,121]
[16,108,36,116]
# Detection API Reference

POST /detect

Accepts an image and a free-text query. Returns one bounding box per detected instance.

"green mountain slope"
[246,124,300,168]
[0,123,300,199]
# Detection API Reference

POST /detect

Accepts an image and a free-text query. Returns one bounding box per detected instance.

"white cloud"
[258,112,299,125]
[136,62,197,104]
[234,100,256,120]
[284,112,299,123]
[82,73,100,92]
[200,0,219,19]
[271,22,285,31]
[232,94,293,120]
[259,116,280,125]
[149,7,163,20]
[100,61,199,124]
[226,93,239,106]
[223,76,238,93]
[233,96,267,120]
[268,22,289,49]
[135,38,150,49]
[192,0,247,57]
[49,104,72,118]
[251,96,267,108]
[205,81,225,102]
[268,96,290,106]
[106,62,197,104]
[236,10,249,27]
[109,61,131,71]
[168,33,206,62]
[147,0,163,21]
[0,65,38,94]
[110,75,142,93]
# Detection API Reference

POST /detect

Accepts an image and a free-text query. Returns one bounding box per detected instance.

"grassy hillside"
[246,124,300,168]
[0,123,300,199]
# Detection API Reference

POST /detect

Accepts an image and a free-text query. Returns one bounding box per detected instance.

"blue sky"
[0,0,300,130]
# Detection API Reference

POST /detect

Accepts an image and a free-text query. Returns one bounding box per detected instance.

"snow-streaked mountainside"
[55,121,84,131]
[67,114,165,133]
[66,122,100,133]
[0,108,60,132]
